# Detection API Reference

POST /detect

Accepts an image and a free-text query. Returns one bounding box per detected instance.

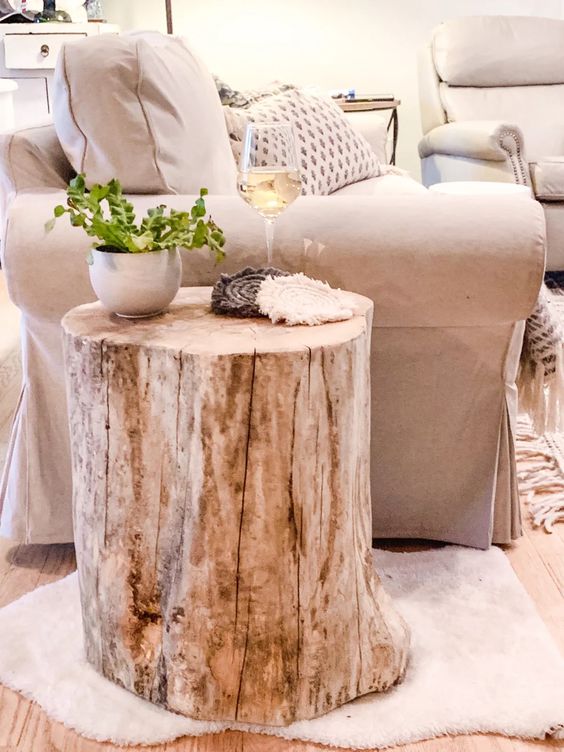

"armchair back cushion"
[53,33,236,195]
[0,123,72,198]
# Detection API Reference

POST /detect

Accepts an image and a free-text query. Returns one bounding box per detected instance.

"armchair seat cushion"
[530,158,564,201]
[331,173,426,197]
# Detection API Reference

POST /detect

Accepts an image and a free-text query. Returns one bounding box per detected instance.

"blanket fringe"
[517,345,564,435]
[516,417,564,532]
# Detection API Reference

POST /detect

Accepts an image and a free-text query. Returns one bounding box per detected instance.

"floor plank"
[504,514,564,652]
[0,685,33,749]
[521,507,564,600]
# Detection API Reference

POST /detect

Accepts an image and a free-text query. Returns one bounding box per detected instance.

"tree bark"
[63,287,410,726]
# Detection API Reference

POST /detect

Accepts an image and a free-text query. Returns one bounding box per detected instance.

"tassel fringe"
[516,416,564,532]
[517,344,564,435]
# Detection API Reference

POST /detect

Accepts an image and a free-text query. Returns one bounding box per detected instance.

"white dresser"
[0,22,119,128]
[0,78,16,130]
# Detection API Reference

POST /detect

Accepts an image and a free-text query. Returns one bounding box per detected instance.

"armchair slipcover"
[0,32,547,550]
[418,15,564,269]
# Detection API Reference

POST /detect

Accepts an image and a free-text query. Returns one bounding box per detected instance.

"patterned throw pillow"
[223,89,381,195]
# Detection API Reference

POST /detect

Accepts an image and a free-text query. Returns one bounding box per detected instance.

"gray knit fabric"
[211,267,290,318]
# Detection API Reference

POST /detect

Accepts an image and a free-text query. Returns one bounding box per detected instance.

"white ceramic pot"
[88,248,182,318]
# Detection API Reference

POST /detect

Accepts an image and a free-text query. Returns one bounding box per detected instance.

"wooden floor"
[0,498,562,751]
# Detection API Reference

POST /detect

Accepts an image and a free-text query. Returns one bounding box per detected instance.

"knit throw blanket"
[518,283,564,434]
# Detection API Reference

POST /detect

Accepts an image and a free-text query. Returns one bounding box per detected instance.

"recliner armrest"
[418,121,529,183]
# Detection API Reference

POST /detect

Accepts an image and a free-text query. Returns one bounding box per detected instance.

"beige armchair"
[418,15,564,270]
[0,32,546,550]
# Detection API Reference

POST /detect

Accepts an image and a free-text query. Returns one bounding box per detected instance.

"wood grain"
[62,288,410,726]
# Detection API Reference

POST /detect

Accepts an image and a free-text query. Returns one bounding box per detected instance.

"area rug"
[0,547,562,748]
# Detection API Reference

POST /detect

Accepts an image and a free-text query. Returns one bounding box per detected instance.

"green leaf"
[48,175,226,260]
[69,174,85,192]
[70,213,86,227]
[45,217,56,233]
[130,232,154,251]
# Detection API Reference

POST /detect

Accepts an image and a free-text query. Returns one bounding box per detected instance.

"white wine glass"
[237,122,302,264]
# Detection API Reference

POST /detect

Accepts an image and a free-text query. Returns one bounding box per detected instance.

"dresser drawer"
[4,33,86,70]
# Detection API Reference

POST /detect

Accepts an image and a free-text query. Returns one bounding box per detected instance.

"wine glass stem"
[265,219,275,265]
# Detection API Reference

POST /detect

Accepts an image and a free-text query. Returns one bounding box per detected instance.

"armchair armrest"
[3,191,545,328]
[419,121,529,183]
[0,123,74,253]
[0,122,73,198]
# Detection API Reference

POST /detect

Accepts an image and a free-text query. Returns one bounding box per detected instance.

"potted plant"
[47,174,225,318]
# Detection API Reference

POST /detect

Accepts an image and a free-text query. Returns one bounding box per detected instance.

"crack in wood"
[234,350,257,633]
[288,378,300,544]
[234,588,252,720]
[352,482,364,696]
[306,345,312,402]
[102,340,110,551]
[297,501,303,690]
[175,352,183,454]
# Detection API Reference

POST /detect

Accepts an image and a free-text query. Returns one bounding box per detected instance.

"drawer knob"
[40,44,50,58]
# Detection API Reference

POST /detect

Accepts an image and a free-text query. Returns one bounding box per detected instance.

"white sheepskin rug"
[0,547,563,748]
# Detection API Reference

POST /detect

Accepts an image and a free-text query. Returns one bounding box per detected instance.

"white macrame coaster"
[256,273,355,326]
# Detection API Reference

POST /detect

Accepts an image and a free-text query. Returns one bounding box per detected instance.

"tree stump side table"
[62,287,410,727]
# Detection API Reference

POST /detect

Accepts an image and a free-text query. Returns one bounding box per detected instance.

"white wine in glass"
[237,123,302,264]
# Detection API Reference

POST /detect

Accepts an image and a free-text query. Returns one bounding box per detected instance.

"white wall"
[103,0,564,178]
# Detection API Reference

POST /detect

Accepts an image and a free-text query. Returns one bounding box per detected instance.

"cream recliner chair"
[418,15,564,270]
